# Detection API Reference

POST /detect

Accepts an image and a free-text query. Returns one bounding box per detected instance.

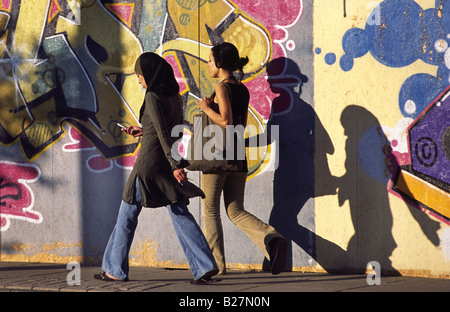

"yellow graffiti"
[0,241,84,264]
[1,0,143,160]
[55,1,143,148]
[1,0,273,176]
[394,169,450,220]
[162,0,273,176]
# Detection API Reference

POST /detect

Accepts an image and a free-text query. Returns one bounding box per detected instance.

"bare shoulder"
[214,82,229,92]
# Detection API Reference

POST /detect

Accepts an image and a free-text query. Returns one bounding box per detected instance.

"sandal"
[93,272,128,282]
[190,269,221,285]
[190,277,222,285]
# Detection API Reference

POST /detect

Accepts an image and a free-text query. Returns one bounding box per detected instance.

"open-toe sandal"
[93,272,128,282]
[190,269,221,285]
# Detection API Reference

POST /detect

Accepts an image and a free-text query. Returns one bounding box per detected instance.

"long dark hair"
[211,42,249,80]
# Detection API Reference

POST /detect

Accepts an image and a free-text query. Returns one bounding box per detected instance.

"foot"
[269,237,287,275]
[93,271,128,282]
[191,269,221,285]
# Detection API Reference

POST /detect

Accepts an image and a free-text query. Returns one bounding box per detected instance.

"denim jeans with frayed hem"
[101,179,217,280]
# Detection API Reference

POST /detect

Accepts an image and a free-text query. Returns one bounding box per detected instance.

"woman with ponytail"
[197,42,287,275]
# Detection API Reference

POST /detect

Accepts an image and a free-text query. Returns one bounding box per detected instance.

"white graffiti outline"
[273,0,303,56]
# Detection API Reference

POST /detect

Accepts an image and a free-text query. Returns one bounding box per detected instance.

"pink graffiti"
[63,126,96,151]
[0,0,11,10]
[233,0,304,120]
[115,148,139,169]
[0,161,42,231]
[165,54,188,94]
[390,139,411,166]
[63,126,138,172]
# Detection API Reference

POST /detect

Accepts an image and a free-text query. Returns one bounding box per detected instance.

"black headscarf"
[135,52,180,121]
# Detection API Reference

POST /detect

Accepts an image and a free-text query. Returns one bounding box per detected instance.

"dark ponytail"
[211,42,249,80]
[235,56,249,80]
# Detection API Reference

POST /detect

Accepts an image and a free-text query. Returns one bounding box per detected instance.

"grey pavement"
[1,262,449,311]
[1,261,449,294]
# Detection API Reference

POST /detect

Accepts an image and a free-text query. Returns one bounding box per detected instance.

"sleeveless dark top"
[209,82,250,173]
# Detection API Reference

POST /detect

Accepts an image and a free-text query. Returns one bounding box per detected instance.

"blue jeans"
[102,179,217,280]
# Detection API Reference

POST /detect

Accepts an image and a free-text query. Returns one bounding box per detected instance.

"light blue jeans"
[101,179,217,280]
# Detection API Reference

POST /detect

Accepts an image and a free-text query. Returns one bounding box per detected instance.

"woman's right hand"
[197,97,213,111]
[123,126,143,137]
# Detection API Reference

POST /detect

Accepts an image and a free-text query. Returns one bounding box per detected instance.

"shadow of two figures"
[264,57,441,275]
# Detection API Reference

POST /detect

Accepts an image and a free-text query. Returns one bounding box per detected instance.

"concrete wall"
[0,0,449,278]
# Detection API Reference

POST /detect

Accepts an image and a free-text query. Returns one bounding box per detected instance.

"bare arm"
[197,83,233,128]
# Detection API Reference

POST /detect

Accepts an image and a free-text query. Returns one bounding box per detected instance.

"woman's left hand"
[173,168,188,185]
[123,126,143,137]
[197,97,212,111]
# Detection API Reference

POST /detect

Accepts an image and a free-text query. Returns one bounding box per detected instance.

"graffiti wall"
[314,0,449,277]
[0,0,448,278]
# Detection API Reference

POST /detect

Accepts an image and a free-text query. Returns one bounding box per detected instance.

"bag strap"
[221,82,232,102]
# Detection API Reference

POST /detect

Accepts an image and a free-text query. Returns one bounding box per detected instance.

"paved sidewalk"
[1,262,449,311]
[1,261,449,294]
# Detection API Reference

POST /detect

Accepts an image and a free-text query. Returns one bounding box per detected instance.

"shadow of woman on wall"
[264,57,347,273]
[339,105,440,275]
[338,105,400,274]
[264,58,441,275]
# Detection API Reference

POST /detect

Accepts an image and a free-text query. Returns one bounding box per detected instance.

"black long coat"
[122,92,204,208]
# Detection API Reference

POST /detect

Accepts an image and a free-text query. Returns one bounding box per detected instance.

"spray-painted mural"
[0,0,301,163]
[313,0,449,276]
[1,0,142,161]
[0,161,42,231]
[1,0,303,228]
[1,0,314,270]
[315,0,449,224]
[1,0,449,277]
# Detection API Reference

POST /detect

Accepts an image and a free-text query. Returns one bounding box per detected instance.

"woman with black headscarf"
[94,52,218,284]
